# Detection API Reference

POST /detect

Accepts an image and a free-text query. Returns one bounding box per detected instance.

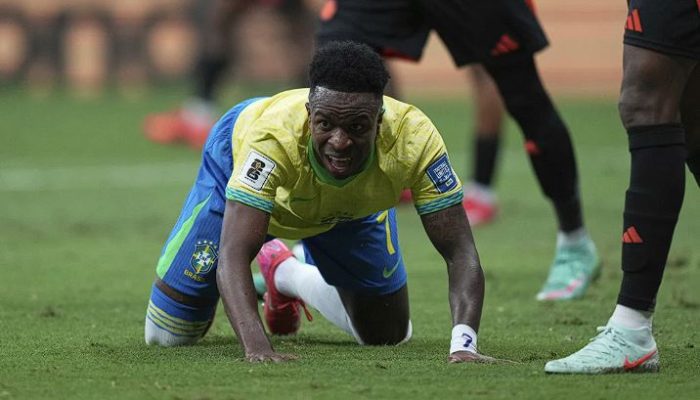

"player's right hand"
[245,351,299,363]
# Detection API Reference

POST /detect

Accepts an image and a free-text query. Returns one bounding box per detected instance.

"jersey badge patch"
[185,240,218,282]
[426,153,457,193]
[238,151,276,192]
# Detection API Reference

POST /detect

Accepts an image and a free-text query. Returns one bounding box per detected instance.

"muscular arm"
[421,204,484,330]
[216,200,294,362]
[420,204,487,362]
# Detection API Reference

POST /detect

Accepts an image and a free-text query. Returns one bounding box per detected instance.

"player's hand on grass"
[448,351,514,364]
[245,351,299,363]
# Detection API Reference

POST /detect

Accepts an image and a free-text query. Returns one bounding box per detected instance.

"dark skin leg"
[278,0,314,86]
[468,64,505,189]
[202,0,250,60]
[680,64,700,186]
[337,285,410,345]
[194,0,251,101]
[618,45,697,128]
[470,64,505,137]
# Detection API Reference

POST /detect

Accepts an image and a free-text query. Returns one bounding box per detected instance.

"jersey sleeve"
[406,120,463,215]
[225,135,289,214]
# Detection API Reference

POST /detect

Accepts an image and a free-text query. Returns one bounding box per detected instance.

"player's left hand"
[447,351,515,364]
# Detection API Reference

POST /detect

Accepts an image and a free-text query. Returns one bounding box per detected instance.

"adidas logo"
[490,34,520,56]
[625,9,643,33]
[622,226,643,244]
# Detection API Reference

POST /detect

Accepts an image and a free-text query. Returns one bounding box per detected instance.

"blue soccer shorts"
[146,98,408,335]
[299,208,406,296]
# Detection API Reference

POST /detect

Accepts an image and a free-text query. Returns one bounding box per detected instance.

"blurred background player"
[316,0,600,300]
[462,65,505,226]
[143,0,315,148]
[545,0,700,374]
[398,65,506,227]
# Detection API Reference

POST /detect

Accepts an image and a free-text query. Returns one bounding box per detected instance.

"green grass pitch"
[1,87,699,399]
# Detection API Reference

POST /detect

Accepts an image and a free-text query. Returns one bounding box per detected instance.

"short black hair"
[309,41,390,97]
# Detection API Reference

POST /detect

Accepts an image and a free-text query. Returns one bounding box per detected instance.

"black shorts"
[624,0,700,60]
[316,0,549,67]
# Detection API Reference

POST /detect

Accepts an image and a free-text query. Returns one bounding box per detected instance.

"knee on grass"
[144,292,214,347]
[144,316,206,347]
[354,320,413,346]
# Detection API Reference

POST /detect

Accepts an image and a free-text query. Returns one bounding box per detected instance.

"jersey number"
[375,210,396,255]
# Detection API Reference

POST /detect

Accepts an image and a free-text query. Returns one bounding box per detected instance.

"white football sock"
[466,182,496,204]
[182,98,216,125]
[274,257,365,344]
[610,304,653,330]
[556,227,589,247]
[292,243,306,262]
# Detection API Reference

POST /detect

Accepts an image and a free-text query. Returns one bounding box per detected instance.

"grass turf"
[1,87,699,399]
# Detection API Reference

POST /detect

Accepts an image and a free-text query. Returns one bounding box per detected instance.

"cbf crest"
[190,240,219,275]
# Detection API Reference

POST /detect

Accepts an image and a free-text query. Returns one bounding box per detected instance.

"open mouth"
[325,154,352,175]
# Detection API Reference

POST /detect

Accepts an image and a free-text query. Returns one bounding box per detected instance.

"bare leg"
[278,0,315,87]
[337,285,410,345]
[680,64,700,187]
[470,64,505,143]
[463,65,506,226]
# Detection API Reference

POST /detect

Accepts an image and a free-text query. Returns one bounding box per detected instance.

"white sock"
[610,304,653,330]
[556,227,589,247]
[182,98,216,125]
[144,317,201,347]
[274,257,365,344]
[466,182,496,203]
[292,243,306,262]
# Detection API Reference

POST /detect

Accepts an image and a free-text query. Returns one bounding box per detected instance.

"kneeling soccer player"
[144,41,492,363]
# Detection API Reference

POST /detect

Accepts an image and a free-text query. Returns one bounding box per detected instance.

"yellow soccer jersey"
[225,89,463,239]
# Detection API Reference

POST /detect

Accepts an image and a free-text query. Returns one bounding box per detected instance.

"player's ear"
[376,107,384,134]
[377,104,385,123]
[305,102,311,116]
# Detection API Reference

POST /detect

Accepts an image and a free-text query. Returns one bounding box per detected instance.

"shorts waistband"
[154,277,217,308]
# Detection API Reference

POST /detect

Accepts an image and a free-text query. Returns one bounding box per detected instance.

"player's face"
[307,88,383,180]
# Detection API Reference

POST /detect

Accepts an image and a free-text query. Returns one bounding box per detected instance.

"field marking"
[0,161,200,192]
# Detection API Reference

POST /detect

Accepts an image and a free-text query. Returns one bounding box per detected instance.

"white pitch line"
[0,161,201,192]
